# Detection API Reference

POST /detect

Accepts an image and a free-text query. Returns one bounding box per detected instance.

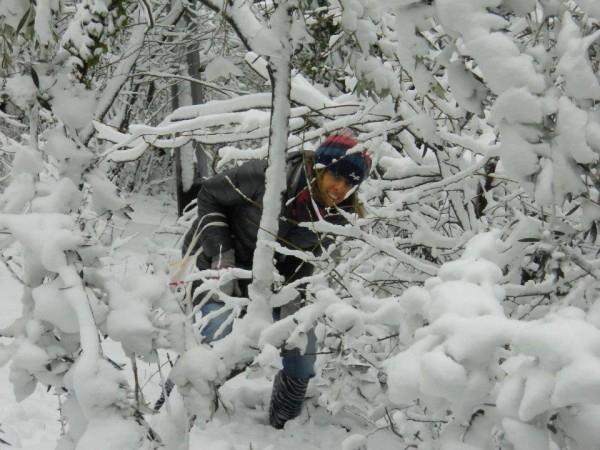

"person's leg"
[269,328,317,429]
[154,300,233,411]
[269,372,309,429]
[197,300,234,343]
[153,377,175,411]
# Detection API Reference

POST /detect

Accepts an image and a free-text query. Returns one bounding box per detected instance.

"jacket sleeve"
[185,160,266,260]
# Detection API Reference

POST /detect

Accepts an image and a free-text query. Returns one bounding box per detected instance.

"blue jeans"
[200,300,317,379]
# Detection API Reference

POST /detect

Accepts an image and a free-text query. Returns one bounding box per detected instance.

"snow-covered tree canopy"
[3,0,600,448]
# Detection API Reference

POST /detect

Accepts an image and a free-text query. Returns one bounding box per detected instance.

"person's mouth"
[328,192,339,202]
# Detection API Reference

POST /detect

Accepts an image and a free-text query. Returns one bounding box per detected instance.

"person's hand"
[211,249,238,296]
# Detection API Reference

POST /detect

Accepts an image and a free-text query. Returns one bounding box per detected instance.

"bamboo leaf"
[36,96,52,111]
[433,81,446,100]
[31,67,40,89]
[565,204,580,216]
[16,8,30,34]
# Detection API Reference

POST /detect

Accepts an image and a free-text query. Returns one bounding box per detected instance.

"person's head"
[313,129,370,207]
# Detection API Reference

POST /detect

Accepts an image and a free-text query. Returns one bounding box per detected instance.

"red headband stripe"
[361,150,372,170]
[323,135,357,148]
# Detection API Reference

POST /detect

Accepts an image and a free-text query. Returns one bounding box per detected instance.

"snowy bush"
[4,0,600,449]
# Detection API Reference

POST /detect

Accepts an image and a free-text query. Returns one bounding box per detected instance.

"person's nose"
[333,179,349,196]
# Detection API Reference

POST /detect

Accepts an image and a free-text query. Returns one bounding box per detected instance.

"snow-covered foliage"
[0,1,191,448]
[4,0,600,448]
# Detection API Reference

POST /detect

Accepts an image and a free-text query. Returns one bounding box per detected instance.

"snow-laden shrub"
[4,0,600,449]
[385,231,600,449]
[0,2,200,448]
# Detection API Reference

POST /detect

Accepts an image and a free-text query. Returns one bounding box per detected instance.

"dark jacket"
[182,154,354,284]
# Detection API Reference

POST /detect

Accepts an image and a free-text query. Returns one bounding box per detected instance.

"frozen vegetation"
[2,0,600,449]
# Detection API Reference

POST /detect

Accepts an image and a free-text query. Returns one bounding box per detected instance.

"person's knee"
[199,301,233,343]
[282,352,316,379]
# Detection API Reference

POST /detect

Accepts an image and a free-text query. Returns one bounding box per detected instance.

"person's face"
[319,171,353,206]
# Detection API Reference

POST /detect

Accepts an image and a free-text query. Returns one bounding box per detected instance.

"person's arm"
[191,160,266,260]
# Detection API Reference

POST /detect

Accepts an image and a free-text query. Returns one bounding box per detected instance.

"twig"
[0,251,26,287]
[385,407,404,439]
[131,356,141,408]
[377,333,400,342]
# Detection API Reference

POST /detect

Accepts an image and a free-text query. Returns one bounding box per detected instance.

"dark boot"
[268,372,309,429]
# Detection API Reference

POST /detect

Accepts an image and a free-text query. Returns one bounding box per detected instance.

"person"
[159,129,370,429]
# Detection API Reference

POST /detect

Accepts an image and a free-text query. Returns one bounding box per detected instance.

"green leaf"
[518,238,539,243]
[565,204,580,216]
[16,8,31,34]
[36,96,52,111]
[31,67,40,89]
[433,81,446,100]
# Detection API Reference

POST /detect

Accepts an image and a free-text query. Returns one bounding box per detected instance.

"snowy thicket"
[3,0,600,449]
[0,1,187,448]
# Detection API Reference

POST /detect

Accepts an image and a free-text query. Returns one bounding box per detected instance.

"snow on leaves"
[3,0,600,449]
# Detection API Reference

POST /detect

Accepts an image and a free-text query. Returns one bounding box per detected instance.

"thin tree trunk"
[247,3,294,325]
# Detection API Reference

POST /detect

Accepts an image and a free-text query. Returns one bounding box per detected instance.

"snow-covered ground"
[0,193,395,450]
[1,231,64,450]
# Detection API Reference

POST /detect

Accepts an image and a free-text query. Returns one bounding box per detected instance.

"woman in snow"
[164,129,370,429]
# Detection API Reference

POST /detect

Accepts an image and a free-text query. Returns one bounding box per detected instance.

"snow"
[75,416,156,450]
[49,74,98,130]
[556,12,600,101]
[554,96,598,165]
[341,434,367,450]
[466,33,546,95]
[325,303,365,336]
[203,57,244,82]
[519,368,554,420]
[436,0,508,39]
[4,76,37,111]
[491,87,543,125]
[12,341,51,373]
[580,201,600,230]
[31,179,82,215]
[0,0,29,28]
[428,280,503,321]
[502,418,551,450]
[0,173,36,213]
[497,123,544,182]
[6,0,600,448]
[85,169,129,215]
[574,0,600,19]
[0,193,393,449]
[12,147,45,176]
[419,350,468,399]
[32,279,80,334]
[0,255,63,448]
[44,129,92,183]
[447,60,486,114]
